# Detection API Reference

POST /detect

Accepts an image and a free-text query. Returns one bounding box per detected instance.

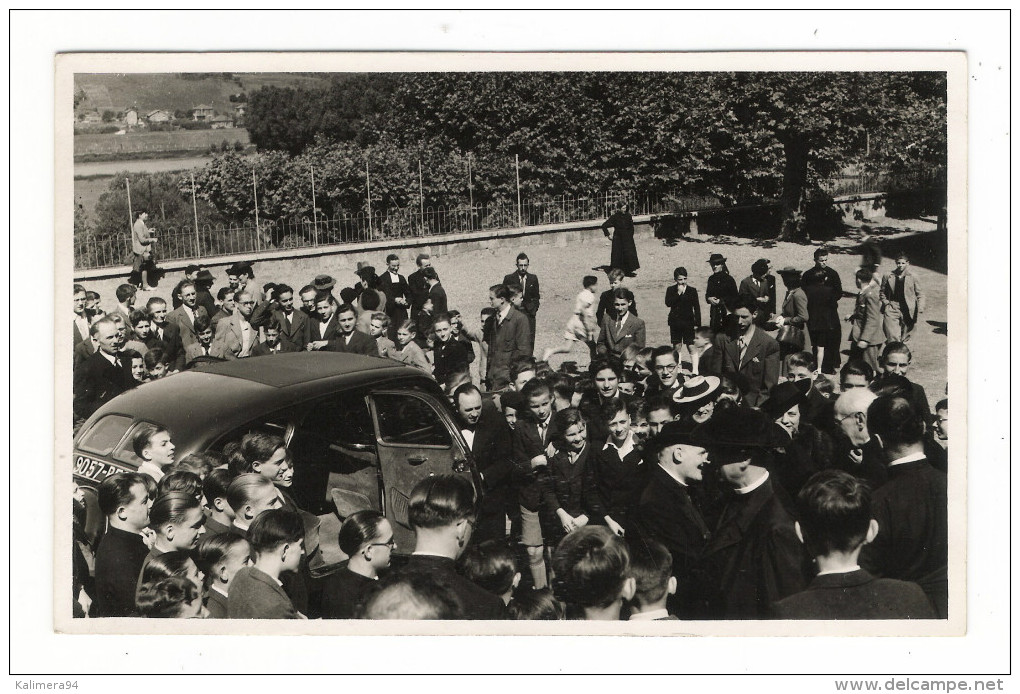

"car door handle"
[407,455,428,466]
[452,457,469,474]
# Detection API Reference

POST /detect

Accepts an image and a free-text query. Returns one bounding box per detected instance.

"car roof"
[77,353,438,454]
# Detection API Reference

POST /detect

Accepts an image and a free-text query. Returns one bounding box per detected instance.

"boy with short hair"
[596,267,639,326]
[689,327,714,376]
[251,318,297,356]
[201,468,236,536]
[432,312,472,395]
[627,538,679,620]
[552,525,635,620]
[773,469,935,619]
[185,315,226,362]
[369,311,395,357]
[228,509,307,619]
[457,539,521,606]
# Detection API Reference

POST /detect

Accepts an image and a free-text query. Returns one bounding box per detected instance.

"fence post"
[419,159,425,236]
[467,153,474,229]
[252,165,261,252]
[515,154,522,228]
[125,177,133,235]
[190,172,200,258]
[310,165,319,246]
[365,161,372,237]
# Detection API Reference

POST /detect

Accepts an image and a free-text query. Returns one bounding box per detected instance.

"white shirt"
[183,305,196,325]
[497,305,512,324]
[629,609,671,621]
[734,469,770,495]
[317,316,331,339]
[461,428,476,450]
[817,565,862,577]
[888,451,927,468]
[74,314,91,340]
[388,271,401,284]
[238,318,254,357]
[98,349,120,367]
[658,463,689,488]
[603,432,636,460]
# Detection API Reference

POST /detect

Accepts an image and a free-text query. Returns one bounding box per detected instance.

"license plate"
[73,455,130,484]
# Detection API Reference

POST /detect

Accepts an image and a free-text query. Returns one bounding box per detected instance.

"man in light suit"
[213,289,258,359]
[167,280,209,349]
[73,284,91,349]
[485,284,531,391]
[880,253,925,343]
[503,253,541,354]
[708,298,780,407]
[849,267,885,373]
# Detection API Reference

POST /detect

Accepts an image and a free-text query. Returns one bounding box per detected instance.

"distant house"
[146,109,173,123]
[80,109,102,124]
[191,104,215,121]
[124,108,139,127]
[234,103,247,118]
[209,114,235,129]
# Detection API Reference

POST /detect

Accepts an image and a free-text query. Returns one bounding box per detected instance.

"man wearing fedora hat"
[688,406,811,619]
[633,421,712,617]
[708,297,781,408]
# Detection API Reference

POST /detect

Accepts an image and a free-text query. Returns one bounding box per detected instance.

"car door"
[367,389,479,551]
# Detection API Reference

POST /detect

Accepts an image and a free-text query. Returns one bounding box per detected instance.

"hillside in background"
[73,72,333,116]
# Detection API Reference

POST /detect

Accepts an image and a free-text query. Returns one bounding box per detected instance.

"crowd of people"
[71,239,948,621]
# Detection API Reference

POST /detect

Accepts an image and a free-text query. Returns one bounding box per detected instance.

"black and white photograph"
[60,51,963,633]
[11,8,1009,684]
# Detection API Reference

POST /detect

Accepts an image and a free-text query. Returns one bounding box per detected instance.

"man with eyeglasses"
[830,388,886,490]
[644,345,684,399]
[214,289,257,359]
[399,475,504,620]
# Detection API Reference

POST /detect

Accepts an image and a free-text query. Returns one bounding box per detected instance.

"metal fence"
[73,189,712,271]
[72,167,945,271]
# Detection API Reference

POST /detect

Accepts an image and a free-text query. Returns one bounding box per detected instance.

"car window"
[76,415,134,456]
[210,415,293,453]
[373,393,452,448]
[108,419,166,466]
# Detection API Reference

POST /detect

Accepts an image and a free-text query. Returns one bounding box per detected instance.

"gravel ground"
[79,215,949,402]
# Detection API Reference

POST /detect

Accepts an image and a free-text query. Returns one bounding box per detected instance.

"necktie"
[114,356,122,368]
[617,317,624,333]
[203,345,209,355]
[738,337,747,363]
[539,422,547,443]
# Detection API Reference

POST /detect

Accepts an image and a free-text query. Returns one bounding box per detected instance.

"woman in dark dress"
[601,203,640,275]
[322,511,395,619]
[705,253,738,334]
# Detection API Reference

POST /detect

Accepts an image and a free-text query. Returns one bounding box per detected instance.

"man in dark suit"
[146,296,185,371]
[503,253,540,354]
[708,298,781,407]
[803,248,844,374]
[73,317,135,421]
[773,469,935,619]
[633,421,711,618]
[250,283,309,351]
[485,284,531,391]
[400,475,505,620]
[251,319,300,357]
[454,384,515,544]
[167,280,209,350]
[510,379,561,590]
[93,472,153,617]
[407,253,433,320]
[378,254,410,342]
[831,388,888,490]
[739,259,776,325]
[422,266,448,315]
[689,406,811,619]
[305,292,342,350]
[860,395,948,618]
[326,303,379,356]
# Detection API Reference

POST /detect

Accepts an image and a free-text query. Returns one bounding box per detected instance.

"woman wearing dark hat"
[664,266,701,361]
[760,379,834,501]
[705,253,738,334]
[773,266,810,364]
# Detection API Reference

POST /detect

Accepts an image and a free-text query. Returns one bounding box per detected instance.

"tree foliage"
[224,71,947,241]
